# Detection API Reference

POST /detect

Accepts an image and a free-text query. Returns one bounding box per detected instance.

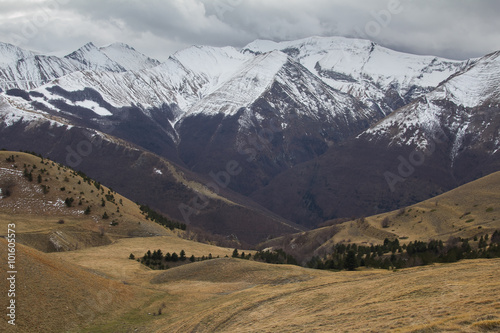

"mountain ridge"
[1,36,500,237]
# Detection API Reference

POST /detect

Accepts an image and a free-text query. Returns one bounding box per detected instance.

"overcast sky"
[1,0,499,61]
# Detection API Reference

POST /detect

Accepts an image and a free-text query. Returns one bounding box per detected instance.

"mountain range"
[1,36,499,242]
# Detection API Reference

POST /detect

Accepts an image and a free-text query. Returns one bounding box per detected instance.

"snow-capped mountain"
[244,36,470,115]
[1,36,499,231]
[363,50,500,158]
[252,50,500,226]
[0,42,160,91]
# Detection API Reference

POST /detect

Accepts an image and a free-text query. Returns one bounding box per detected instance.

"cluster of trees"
[135,249,219,270]
[139,204,186,231]
[252,249,298,265]
[231,248,252,260]
[307,231,500,271]
[137,247,300,270]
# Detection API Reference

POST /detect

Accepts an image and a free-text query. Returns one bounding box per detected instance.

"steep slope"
[252,50,500,226]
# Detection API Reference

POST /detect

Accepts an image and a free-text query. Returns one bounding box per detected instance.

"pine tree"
[180,250,186,261]
[232,248,239,258]
[344,250,358,271]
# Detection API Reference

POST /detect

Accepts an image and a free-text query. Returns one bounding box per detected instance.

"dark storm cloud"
[0,0,498,61]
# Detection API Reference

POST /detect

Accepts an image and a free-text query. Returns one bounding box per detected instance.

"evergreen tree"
[180,250,186,261]
[344,250,357,271]
[232,248,239,258]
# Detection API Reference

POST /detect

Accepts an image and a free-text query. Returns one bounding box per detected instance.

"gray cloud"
[0,0,498,61]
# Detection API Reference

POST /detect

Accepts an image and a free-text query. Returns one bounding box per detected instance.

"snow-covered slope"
[0,42,161,91]
[363,50,500,159]
[183,51,288,117]
[0,94,67,128]
[245,36,469,114]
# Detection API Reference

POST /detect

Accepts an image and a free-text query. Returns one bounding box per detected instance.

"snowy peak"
[0,42,36,65]
[432,50,500,108]
[170,45,252,89]
[64,42,126,72]
[99,43,161,71]
[245,36,467,114]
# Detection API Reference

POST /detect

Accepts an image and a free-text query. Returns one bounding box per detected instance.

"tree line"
[307,230,500,271]
[139,204,186,231]
[134,249,220,270]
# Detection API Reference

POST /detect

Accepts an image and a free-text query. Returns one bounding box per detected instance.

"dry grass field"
[2,236,499,332]
[1,152,499,332]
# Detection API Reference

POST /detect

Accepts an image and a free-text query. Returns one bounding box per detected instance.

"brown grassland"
[0,152,499,332]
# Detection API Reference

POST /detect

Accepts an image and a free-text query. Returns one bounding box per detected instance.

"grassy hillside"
[47,251,500,333]
[20,234,499,333]
[0,151,179,252]
[259,171,500,262]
